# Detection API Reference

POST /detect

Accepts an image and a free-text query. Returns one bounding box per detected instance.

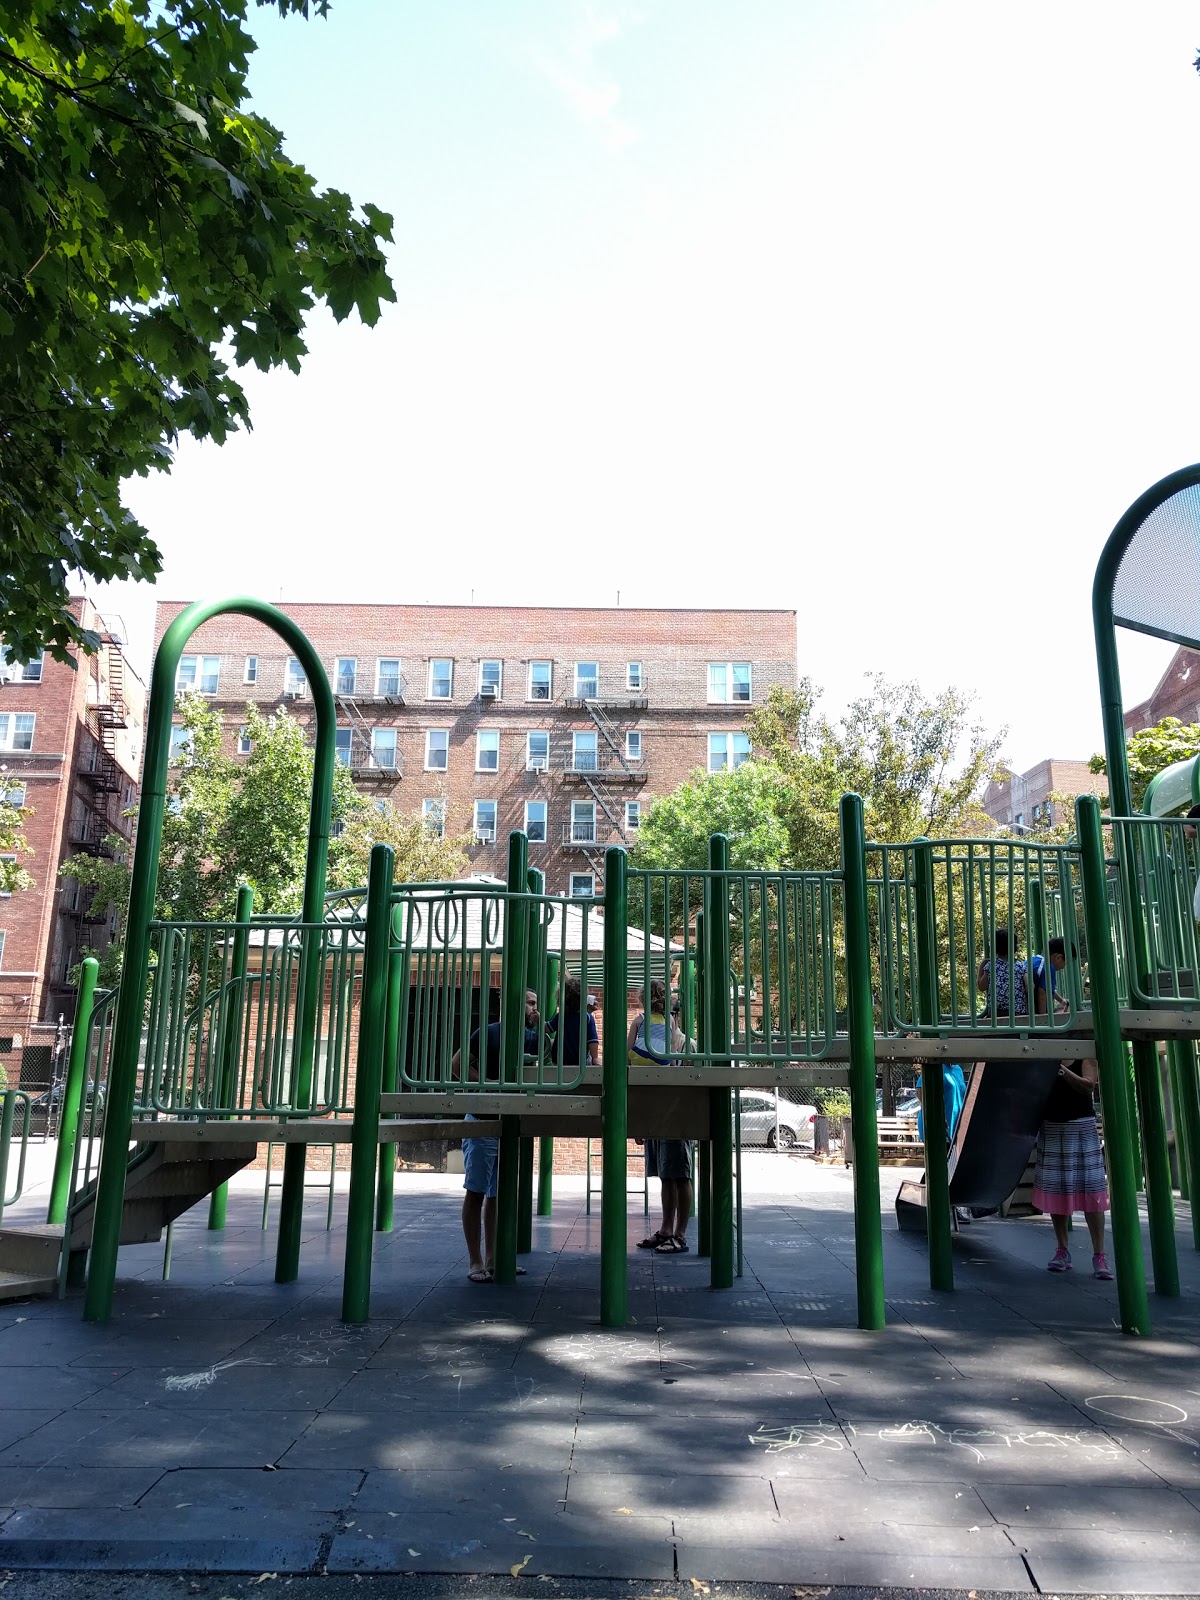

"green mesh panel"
[1113,482,1200,646]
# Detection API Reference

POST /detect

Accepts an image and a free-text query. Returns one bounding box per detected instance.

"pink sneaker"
[1047,1246,1072,1273]
[1092,1252,1114,1280]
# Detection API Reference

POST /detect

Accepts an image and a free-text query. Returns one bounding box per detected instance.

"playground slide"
[895,1059,1060,1231]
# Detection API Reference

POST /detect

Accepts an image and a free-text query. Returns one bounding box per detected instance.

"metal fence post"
[840,794,886,1330]
[493,832,529,1286]
[342,844,394,1323]
[1132,1036,1178,1294]
[707,834,734,1290]
[914,838,953,1292]
[1171,1038,1200,1248]
[209,885,254,1231]
[600,845,629,1327]
[375,932,405,1233]
[537,952,560,1216]
[47,957,99,1227]
[1077,796,1151,1335]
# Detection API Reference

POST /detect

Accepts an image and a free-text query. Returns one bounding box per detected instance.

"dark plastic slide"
[895,1060,1061,1232]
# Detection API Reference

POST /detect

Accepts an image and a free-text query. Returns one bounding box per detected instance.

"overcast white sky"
[93,0,1200,771]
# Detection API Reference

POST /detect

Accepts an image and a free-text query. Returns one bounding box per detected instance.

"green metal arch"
[1093,463,1200,819]
[84,598,337,1322]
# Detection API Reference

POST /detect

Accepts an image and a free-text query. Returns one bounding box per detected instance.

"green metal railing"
[0,1090,32,1224]
[1107,816,1200,1007]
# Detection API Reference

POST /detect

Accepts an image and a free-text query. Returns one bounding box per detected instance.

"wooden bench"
[843,1113,923,1167]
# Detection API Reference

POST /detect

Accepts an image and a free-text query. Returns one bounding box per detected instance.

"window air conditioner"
[528,757,548,773]
[476,828,496,844]
[480,682,498,698]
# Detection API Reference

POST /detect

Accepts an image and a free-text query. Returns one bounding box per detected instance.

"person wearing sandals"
[1033,1057,1113,1279]
[629,980,693,1255]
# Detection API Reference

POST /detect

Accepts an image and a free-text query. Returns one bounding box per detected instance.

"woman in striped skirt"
[1033,1058,1113,1279]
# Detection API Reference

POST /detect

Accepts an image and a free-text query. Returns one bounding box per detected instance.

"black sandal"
[655,1235,689,1254]
[637,1230,670,1249]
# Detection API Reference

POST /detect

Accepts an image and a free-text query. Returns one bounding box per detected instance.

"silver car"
[736,1090,817,1149]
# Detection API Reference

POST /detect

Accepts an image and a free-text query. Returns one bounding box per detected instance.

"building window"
[335,658,357,696]
[0,929,6,968]
[708,662,752,703]
[525,800,547,843]
[237,729,252,755]
[376,658,403,697]
[177,654,220,696]
[2,783,26,807]
[428,659,454,699]
[425,730,449,771]
[479,660,502,698]
[169,724,192,765]
[625,731,642,762]
[571,799,596,843]
[474,799,497,843]
[423,798,445,838]
[371,729,398,770]
[626,662,643,692]
[0,647,42,683]
[572,731,598,772]
[284,657,307,696]
[528,661,552,701]
[0,713,34,752]
[569,873,595,899]
[244,655,258,685]
[526,731,550,771]
[335,728,353,766]
[574,662,598,699]
[0,855,15,897]
[476,730,500,772]
[708,732,751,772]
[625,800,641,832]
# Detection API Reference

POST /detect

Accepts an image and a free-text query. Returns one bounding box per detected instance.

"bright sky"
[95,0,1200,772]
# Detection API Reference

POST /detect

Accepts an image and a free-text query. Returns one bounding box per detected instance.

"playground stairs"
[0,1138,255,1302]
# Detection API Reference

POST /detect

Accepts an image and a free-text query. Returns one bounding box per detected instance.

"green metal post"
[85,598,335,1322]
[375,938,405,1233]
[516,868,544,1254]
[1167,1046,1188,1198]
[493,833,529,1286]
[840,794,886,1330]
[209,884,254,1232]
[914,839,953,1292]
[600,844,629,1327]
[694,914,711,1257]
[1172,1038,1200,1247]
[342,844,394,1323]
[1077,795,1151,1335]
[0,1093,16,1225]
[707,834,734,1290]
[537,952,560,1216]
[1132,1037,1178,1294]
[47,957,99,1226]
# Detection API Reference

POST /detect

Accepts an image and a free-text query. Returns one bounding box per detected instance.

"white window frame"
[244,655,258,685]
[0,713,34,752]
[176,654,221,696]
[625,731,642,762]
[237,729,252,756]
[2,783,27,807]
[0,855,15,897]
[524,800,548,843]
[475,730,500,772]
[526,731,550,772]
[574,662,598,699]
[335,728,354,766]
[708,661,752,703]
[571,799,596,843]
[376,657,403,697]
[284,657,307,696]
[625,800,641,832]
[569,873,595,899]
[572,730,598,772]
[708,732,751,773]
[423,798,445,838]
[626,662,643,692]
[335,657,357,696]
[425,729,450,771]
[428,658,454,699]
[478,660,503,698]
[169,724,192,765]
[371,728,398,770]
[528,661,552,701]
[473,799,497,843]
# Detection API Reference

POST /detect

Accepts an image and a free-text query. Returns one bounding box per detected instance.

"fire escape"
[72,635,129,928]
[561,682,648,883]
[335,665,407,785]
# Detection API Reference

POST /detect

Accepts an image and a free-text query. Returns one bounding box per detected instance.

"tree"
[1089,717,1200,812]
[1,0,394,663]
[629,762,793,875]
[0,792,33,894]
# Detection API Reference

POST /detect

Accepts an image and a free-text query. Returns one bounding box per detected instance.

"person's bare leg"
[675,1180,694,1242]
[658,1178,673,1238]
[483,1196,497,1272]
[462,1191,486,1275]
[1084,1209,1106,1253]
[1051,1213,1071,1250]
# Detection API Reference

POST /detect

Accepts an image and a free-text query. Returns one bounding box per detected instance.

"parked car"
[736,1090,817,1149]
[876,1087,921,1118]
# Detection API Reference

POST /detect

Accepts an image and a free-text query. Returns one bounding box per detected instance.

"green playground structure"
[4,469,1200,1338]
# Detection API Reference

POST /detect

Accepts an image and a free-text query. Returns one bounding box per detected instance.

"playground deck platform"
[1,1151,1198,1593]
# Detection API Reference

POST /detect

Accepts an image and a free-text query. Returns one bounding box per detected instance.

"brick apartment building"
[1123,646,1200,733]
[0,600,147,1085]
[153,602,798,895]
[982,757,1107,832]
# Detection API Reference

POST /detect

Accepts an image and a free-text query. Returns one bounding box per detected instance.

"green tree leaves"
[1090,717,1200,812]
[0,1,395,662]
